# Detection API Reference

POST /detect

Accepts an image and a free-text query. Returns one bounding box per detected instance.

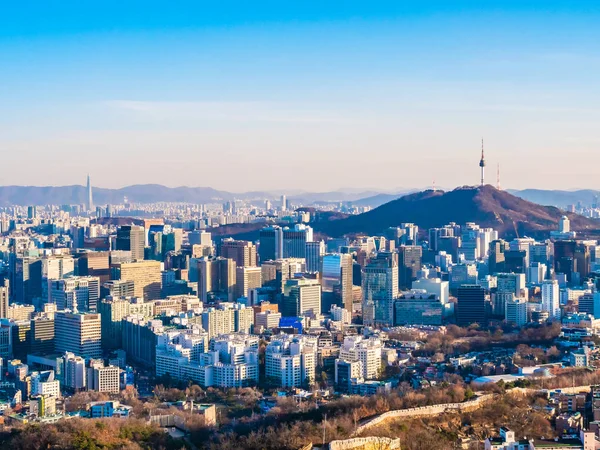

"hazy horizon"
[2,2,600,190]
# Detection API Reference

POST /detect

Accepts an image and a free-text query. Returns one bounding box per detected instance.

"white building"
[542,280,561,320]
[411,278,449,305]
[505,297,528,327]
[338,336,382,380]
[31,371,61,398]
[64,352,87,390]
[265,335,317,388]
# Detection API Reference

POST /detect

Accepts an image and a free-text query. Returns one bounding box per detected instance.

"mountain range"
[0,184,395,206]
[0,184,598,210]
[312,185,599,238]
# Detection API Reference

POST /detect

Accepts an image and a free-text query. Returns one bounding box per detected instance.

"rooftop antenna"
[497,163,501,190]
[432,179,437,192]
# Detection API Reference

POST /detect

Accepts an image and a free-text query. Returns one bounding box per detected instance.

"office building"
[55,312,102,359]
[394,292,443,326]
[0,280,9,318]
[197,257,236,303]
[77,251,110,283]
[488,240,506,274]
[98,297,153,350]
[235,266,262,299]
[398,245,422,290]
[456,285,486,327]
[220,239,257,268]
[281,278,321,318]
[101,280,135,299]
[282,224,313,259]
[31,371,60,398]
[116,225,145,261]
[305,241,325,273]
[116,260,162,301]
[411,278,449,304]
[259,226,283,261]
[88,363,120,393]
[49,276,100,312]
[505,297,528,326]
[321,253,353,313]
[335,359,363,393]
[362,252,398,327]
[122,316,164,367]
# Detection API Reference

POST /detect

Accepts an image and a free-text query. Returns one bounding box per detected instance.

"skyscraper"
[282,224,313,258]
[0,280,8,319]
[456,285,486,326]
[87,174,94,213]
[197,257,237,302]
[116,260,162,301]
[220,239,258,267]
[541,280,560,320]
[398,245,422,290]
[49,276,100,312]
[55,311,102,359]
[281,278,321,318]
[116,225,145,261]
[362,252,398,327]
[259,226,283,261]
[305,241,325,273]
[322,253,353,313]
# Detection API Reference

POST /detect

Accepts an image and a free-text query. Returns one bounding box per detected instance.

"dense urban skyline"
[2,2,600,190]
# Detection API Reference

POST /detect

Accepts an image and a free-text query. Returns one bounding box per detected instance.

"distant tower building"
[87,174,94,212]
[280,194,287,212]
[479,139,486,186]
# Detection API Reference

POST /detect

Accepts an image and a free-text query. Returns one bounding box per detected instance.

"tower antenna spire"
[497,163,501,190]
[479,138,486,187]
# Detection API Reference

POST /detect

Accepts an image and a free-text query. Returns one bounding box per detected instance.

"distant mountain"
[314,185,599,238]
[0,184,235,206]
[509,189,600,208]
[0,184,395,206]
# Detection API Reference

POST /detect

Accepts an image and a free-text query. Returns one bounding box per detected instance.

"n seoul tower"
[479,139,486,187]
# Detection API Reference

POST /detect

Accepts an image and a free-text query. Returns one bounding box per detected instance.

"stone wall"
[329,437,401,450]
[354,394,494,434]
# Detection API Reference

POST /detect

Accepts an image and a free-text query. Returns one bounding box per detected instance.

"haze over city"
[2,2,600,190]
[4,3,600,450]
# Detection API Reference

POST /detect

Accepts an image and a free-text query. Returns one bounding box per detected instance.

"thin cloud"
[105,100,353,124]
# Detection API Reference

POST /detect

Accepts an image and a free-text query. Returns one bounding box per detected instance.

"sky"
[2,1,600,192]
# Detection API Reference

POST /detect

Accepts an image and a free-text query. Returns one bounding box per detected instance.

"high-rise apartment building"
[116,225,145,261]
[542,280,561,320]
[116,260,162,301]
[55,312,102,359]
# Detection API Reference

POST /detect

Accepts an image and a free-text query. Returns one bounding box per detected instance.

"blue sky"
[2,2,600,191]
